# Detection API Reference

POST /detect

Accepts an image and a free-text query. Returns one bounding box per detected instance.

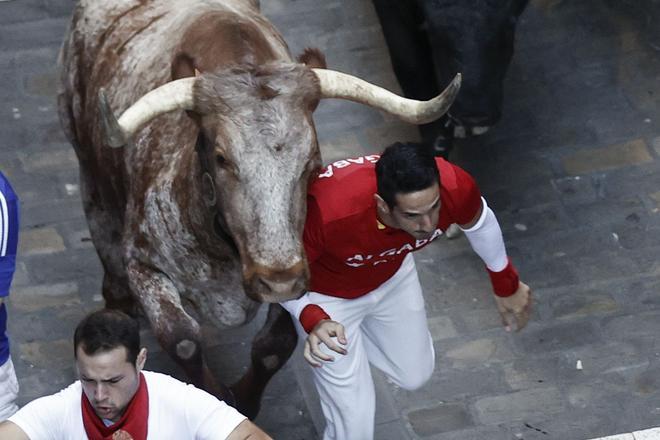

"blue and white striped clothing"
[0,171,19,366]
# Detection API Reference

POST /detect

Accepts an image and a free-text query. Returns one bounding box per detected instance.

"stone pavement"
[1,0,660,439]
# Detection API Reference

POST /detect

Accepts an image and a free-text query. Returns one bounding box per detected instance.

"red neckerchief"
[81,372,149,440]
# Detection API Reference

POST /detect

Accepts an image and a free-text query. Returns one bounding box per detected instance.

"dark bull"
[373,0,529,156]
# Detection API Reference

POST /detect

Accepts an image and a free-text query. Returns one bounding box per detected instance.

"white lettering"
[318,165,333,178]
[343,227,444,269]
[345,254,365,267]
[318,155,380,179]
[345,253,373,267]
[429,229,443,241]
[379,248,397,257]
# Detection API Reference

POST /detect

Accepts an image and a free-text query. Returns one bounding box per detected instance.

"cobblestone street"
[1,0,660,438]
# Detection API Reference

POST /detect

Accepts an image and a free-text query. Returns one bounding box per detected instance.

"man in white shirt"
[0,309,271,439]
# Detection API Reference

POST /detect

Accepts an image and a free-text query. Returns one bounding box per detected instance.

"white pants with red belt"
[294,254,435,440]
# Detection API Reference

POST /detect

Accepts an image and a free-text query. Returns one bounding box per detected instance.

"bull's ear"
[297,48,327,69]
[172,52,196,80]
[171,53,202,123]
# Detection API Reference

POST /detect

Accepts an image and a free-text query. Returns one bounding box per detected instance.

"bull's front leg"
[231,303,297,419]
[125,260,235,404]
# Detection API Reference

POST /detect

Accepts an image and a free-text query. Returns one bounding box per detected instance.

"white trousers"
[296,254,435,440]
[0,356,19,422]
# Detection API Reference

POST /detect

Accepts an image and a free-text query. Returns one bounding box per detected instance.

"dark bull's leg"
[102,272,139,316]
[372,0,453,158]
[424,118,455,159]
[125,260,235,404]
[230,303,298,419]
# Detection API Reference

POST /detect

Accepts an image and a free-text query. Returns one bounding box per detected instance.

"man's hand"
[303,320,347,367]
[493,281,532,332]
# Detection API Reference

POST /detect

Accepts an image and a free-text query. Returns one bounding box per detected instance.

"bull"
[58,0,460,417]
[372,0,529,157]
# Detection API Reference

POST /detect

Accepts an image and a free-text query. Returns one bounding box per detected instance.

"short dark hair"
[376,142,440,208]
[73,309,141,365]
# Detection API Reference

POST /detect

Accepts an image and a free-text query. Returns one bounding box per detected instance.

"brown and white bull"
[58,0,460,417]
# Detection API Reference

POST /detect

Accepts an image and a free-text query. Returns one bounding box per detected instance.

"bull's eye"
[216,153,226,167]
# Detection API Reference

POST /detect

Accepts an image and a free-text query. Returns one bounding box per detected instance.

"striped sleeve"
[1,189,10,257]
[0,175,19,297]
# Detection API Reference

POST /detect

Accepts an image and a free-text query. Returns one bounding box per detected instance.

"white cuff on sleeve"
[462,198,508,272]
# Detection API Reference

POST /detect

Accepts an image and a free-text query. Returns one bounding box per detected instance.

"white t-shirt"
[8,370,246,439]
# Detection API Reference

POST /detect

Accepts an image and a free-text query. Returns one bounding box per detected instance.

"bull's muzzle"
[246,261,308,303]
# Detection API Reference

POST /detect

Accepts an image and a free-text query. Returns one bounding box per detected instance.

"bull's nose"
[249,261,308,301]
[447,112,499,137]
[453,124,491,138]
[259,277,299,296]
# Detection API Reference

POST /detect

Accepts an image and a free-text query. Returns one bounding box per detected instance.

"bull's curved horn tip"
[98,88,127,148]
[451,73,462,88]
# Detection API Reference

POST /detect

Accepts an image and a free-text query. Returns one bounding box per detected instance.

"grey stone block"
[517,321,602,354]
[427,315,458,341]
[474,387,564,425]
[375,420,412,440]
[0,0,50,25]
[501,355,561,391]
[442,335,516,368]
[0,18,69,52]
[19,227,66,255]
[601,311,660,340]
[393,365,508,410]
[406,402,474,436]
[549,288,619,321]
[422,424,514,440]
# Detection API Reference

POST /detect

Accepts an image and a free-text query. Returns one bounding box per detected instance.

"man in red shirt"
[281,142,532,440]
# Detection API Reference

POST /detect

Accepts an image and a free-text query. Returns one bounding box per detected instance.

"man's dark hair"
[376,142,440,208]
[73,309,141,365]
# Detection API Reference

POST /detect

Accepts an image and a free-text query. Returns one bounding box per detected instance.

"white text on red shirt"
[344,228,443,267]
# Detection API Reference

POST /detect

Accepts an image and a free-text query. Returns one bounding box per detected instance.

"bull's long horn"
[313,69,461,125]
[98,77,196,148]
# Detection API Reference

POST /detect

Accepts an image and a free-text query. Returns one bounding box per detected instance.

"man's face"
[388,184,441,240]
[76,346,146,423]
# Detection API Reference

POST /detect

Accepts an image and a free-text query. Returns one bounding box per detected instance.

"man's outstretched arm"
[460,198,532,332]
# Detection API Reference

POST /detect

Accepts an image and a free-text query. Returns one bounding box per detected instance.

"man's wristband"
[299,304,331,333]
[487,258,519,297]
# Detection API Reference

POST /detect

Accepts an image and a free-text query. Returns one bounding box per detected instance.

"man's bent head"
[73,309,147,423]
[74,309,141,364]
[375,142,441,239]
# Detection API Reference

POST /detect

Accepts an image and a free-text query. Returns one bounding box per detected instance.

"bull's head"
[422,0,528,137]
[98,60,460,303]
